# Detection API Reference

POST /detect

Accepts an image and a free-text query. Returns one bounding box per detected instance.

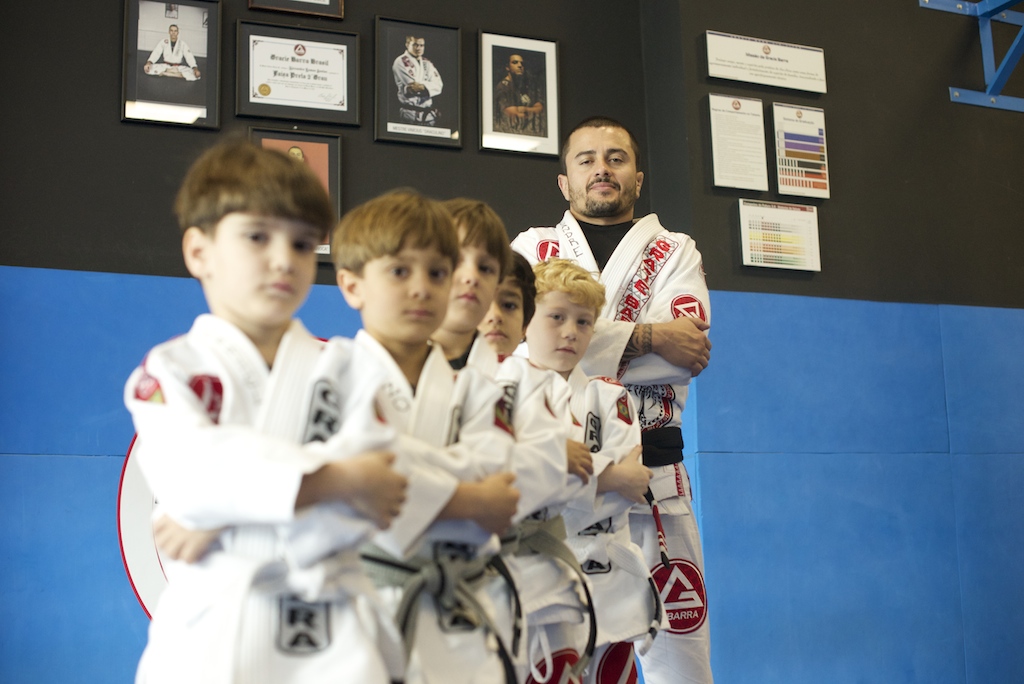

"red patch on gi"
[652,558,708,634]
[536,239,560,261]
[188,374,224,424]
[134,372,164,403]
[494,395,515,436]
[616,393,632,424]
[594,642,638,684]
[525,648,579,684]
[671,294,708,323]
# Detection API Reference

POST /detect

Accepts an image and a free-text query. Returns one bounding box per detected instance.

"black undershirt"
[578,219,634,271]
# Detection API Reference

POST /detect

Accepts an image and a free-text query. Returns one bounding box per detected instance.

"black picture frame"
[122,0,221,128]
[374,17,461,148]
[480,31,559,156]
[237,21,359,126]
[249,127,342,260]
[249,0,343,19]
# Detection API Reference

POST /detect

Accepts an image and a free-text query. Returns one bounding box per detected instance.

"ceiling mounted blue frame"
[920,0,1024,112]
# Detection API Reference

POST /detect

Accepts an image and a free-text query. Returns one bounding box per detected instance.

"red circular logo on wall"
[652,558,707,634]
[537,239,560,261]
[671,294,707,323]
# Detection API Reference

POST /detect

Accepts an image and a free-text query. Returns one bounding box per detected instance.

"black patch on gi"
[585,412,602,452]
[277,596,331,654]
[581,559,612,575]
[304,379,341,444]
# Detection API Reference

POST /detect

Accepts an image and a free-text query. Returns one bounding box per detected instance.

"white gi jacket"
[148,37,198,68]
[125,315,401,684]
[511,210,711,513]
[392,51,443,109]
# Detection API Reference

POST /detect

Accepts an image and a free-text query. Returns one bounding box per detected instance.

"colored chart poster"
[773,103,829,199]
[739,198,820,272]
[709,93,768,191]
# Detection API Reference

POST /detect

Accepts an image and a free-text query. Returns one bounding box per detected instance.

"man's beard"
[571,179,638,219]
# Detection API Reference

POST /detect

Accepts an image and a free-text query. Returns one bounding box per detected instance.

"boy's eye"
[390,266,409,278]
[293,239,316,253]
[501,301,519,312]
[430,268,450,281]
[247,232,269,244]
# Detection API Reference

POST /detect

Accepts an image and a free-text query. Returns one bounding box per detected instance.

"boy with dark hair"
[125,140,408,684]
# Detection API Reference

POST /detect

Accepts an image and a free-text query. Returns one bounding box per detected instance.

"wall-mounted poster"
[479,31,559,156]
[122,0,221,128]
[249,0,343,20]
[250,127,341,259]
[739,198,821,272]
[709,93,768,191]
[773,103,830,199]
[237,22,359,125]
[375,17,461,148]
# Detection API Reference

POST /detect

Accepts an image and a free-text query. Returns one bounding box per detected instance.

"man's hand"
[405,81,426,95]
[192,67,201,79]
[143,61,153,73]
[566,439,594,484]
[596,445,652,504]
[651,316,711,376]
[153,515,222,563]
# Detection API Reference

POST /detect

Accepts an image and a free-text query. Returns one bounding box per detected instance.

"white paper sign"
[739,198,821,272]
[249,35,348,112]
[709,94,768,191]
[707,31,826,93]
[773,103,830,199]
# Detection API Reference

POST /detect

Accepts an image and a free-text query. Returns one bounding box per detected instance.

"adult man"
[391,35,443,126]
[144,24,201,81]
[494,53,546,137]
[512,117,714,683]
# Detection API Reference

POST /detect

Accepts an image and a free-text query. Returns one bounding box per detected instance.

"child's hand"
[597,445,652,504]
[340,451,408,530]
[153,514,222,563]
[471,472,520,535]
[566,439,595,484]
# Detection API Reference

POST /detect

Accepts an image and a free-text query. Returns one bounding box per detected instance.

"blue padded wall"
[2,267,1022,683]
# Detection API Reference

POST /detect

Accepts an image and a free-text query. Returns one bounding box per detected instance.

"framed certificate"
[249,0,343,20]
[237,21,359,125]
[122,0,221,128]
[374,17,461,148]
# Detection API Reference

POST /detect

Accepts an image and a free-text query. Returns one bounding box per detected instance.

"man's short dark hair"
[560,116,642,174]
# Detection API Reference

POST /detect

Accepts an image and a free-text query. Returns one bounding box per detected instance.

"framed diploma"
[375,17,461,148]
[122,0,221,128]
[480,32,559,156]
[237,21,359,125]
[249,0,343,20]
[249,127,342,259]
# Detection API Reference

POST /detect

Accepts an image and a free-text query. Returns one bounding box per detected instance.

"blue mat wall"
[1,266,1021,683]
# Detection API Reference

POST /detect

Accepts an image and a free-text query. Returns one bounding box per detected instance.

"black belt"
[641,426,684,466]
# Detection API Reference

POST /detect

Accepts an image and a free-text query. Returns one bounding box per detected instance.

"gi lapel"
[556,210,600,275]
[598,214,672,321]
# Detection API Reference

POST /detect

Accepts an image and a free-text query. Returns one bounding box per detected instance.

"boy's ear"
[181,227,210,280]
[336,269,364,310]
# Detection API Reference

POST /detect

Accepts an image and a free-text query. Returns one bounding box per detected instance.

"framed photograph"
[249,0,342,19]
[480,32,559,156]
[375,17,461,148]
[122,0,221,128]
[237,21,359,126]
[249,127,342,259]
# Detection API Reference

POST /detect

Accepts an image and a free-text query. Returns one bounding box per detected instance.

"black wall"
[3,0,1022,307]
[641,0,1024,308]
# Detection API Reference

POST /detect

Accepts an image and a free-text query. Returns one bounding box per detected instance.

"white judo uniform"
[465,343,593,684]
[355,331,520,684]
[146,37,200,80]
[513,211,714,684]
[124,315,403,684]
[392,50,443,124]
[562,367,664,684]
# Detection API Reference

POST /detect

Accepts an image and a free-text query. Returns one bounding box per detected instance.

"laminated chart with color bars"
[739,198,820,271]
[773,102,829,199]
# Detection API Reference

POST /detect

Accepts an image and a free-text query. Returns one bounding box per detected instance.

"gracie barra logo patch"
[671,294,708,323]
[616,393,632,424]
[188,374,223,423]
[277,596,331,653]
[303,379,341,443]
[652,558,707,634]
[133,371,164,403]
[536,239,560,261]
[494,384,516,436]
[614,236,679,322]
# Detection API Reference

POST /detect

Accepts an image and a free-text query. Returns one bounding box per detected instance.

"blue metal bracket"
[920,0,1024,112]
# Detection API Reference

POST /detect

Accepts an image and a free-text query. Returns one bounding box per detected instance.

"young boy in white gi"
[332,189,522,684]
[124,140,409,684]
[525,259,665,684]
[478,253,600,684]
